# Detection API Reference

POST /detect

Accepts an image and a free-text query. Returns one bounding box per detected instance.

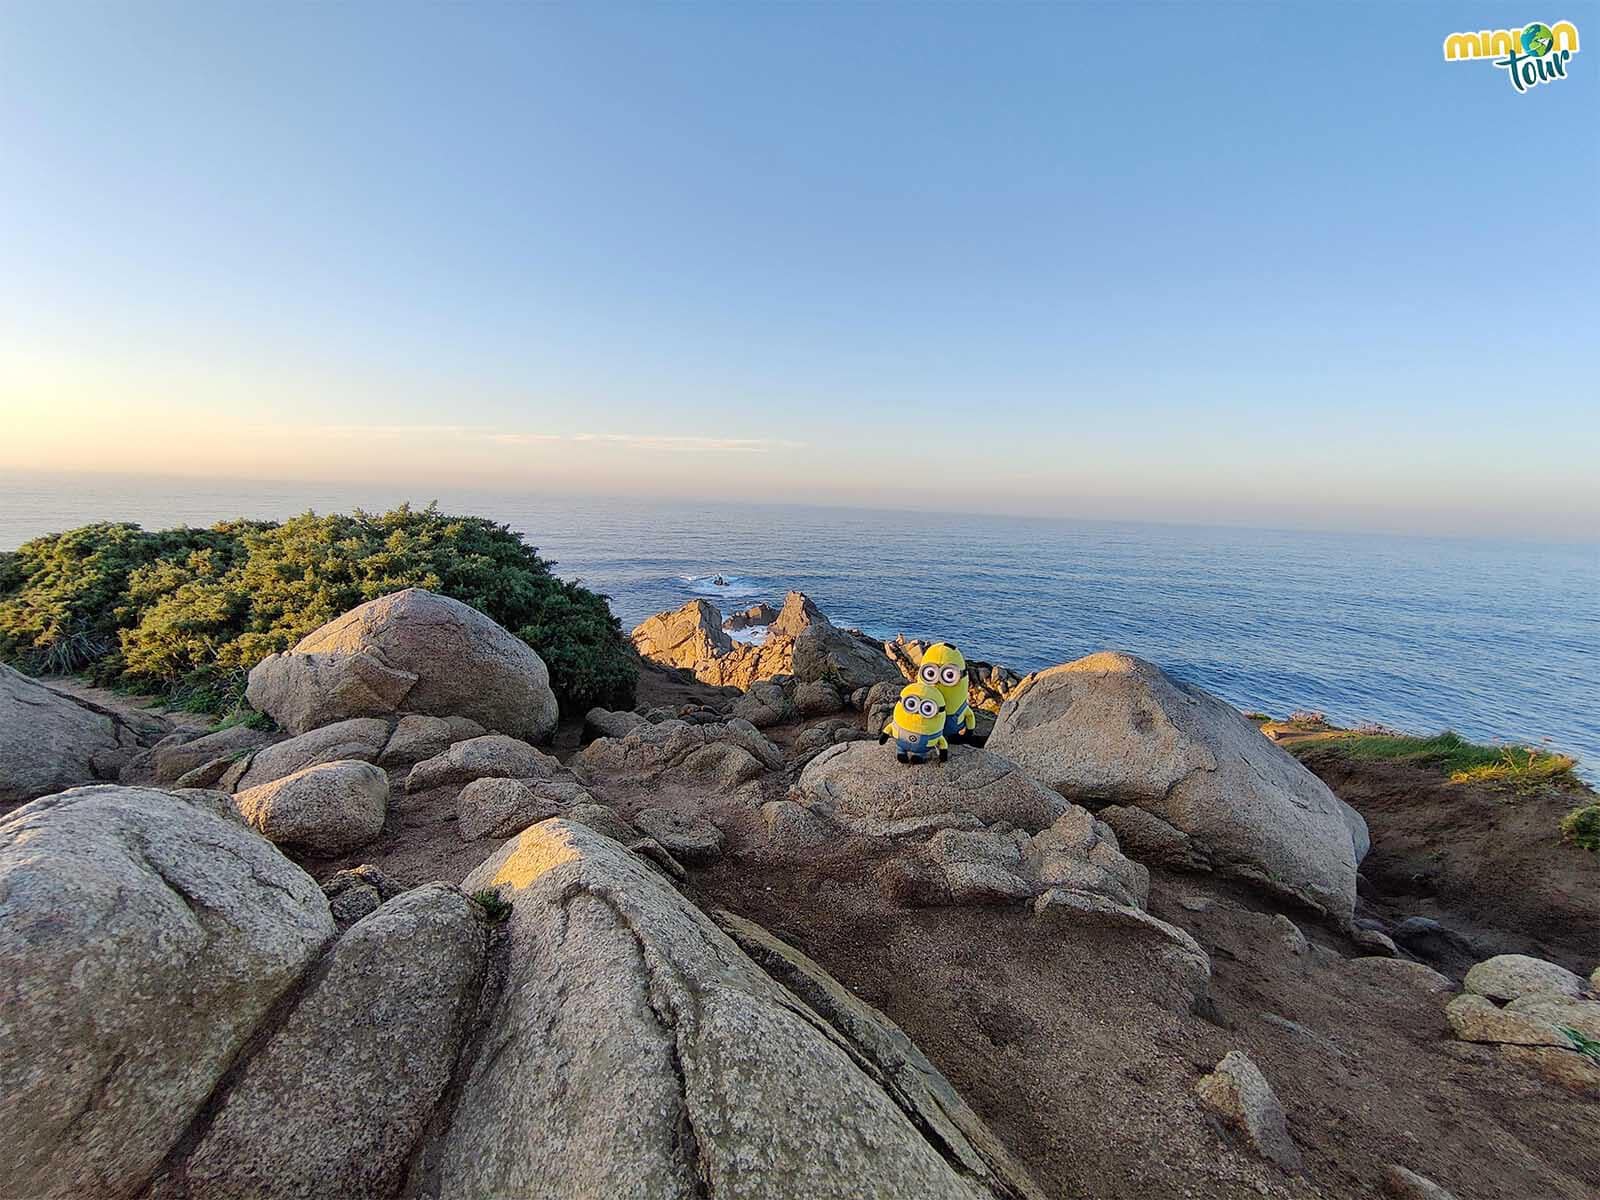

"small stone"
[1351,928,1398,957]
[1274,914,1309,955]
[1444,993,1576,1048]
[942,861,1032,905]
[1391,916,1476,961]
[1381,1164,1459,1200]
[1464,954,1585,1002]
[1194,1050,1302,1171]
[329,883,381,926]
[632,808,726,865]
[762,800,835,851]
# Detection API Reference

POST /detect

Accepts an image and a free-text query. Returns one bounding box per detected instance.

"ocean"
[2,473,1596,776]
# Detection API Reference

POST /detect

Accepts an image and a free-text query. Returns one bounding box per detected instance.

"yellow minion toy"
[918,643,977,742]
[879,681,950,763]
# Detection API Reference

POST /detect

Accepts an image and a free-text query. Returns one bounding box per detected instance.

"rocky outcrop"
[572,717,781,791]
[632,806,726,863]
[162,886,487,1200]
[233,760,389,856]
[582,705,648,742]
[987,652,1369,919]
[724,601,778,631]
[792,743,1068,839]
[630,599,734,668]
[246,589,558,742]
[0,785,332,1199]
[632,591,902,693]
[242,650,416,737]
[0,664,158,804]
[444,818,1042,1198]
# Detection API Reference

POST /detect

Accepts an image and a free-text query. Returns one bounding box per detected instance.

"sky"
[2,3,1597,537]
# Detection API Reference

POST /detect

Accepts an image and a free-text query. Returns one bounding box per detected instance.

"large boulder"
[444,819,1041,1199]
[164,886,487,1200]
[247,589,558,742]
[242,650,416,737]
[987,652,1369,919]
[793,742,1068,839]
[0,786,331,1198]
[629,599,734,669]
[0,664,154,804]
[233,760,389,856]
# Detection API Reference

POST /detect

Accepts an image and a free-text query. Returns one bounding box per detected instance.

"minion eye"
[923,699,940,717]
[920,664,939,683]
[940,666,960,685]
[903,697,919,712]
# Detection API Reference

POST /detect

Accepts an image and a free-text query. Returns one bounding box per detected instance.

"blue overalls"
[943,701,971,740]
[892,726,939,760]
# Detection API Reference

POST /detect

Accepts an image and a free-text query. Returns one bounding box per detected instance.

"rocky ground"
[2,587,1596,1200]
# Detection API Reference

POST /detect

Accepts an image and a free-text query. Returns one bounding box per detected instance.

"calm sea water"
[2,474,1596,777]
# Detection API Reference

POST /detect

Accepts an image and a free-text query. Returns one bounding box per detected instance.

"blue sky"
[2,3,1596,535]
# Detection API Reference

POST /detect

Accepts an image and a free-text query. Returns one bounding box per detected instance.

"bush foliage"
[1560,804,1600,854]
[0,505,637,712]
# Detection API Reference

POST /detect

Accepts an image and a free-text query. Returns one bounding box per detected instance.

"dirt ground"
[694,843,1599,1200]
[1297,747,1600,975]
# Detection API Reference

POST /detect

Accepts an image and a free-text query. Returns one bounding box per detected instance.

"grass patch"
[470,888,514,924]
[1559,804,1600,853]
[1289,729,1579,789]
[216,705,275,732]
[1562,1027,1600,1062]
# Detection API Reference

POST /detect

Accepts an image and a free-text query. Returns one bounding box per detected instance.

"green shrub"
[0,504,636,714]
[1559,804,1600,853]
[470,887,514,924]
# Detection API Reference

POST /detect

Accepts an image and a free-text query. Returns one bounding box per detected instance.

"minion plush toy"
[918,643,979,744]
[879,681,950,763]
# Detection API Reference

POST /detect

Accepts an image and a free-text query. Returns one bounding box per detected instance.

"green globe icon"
[1522,23,1554,56]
